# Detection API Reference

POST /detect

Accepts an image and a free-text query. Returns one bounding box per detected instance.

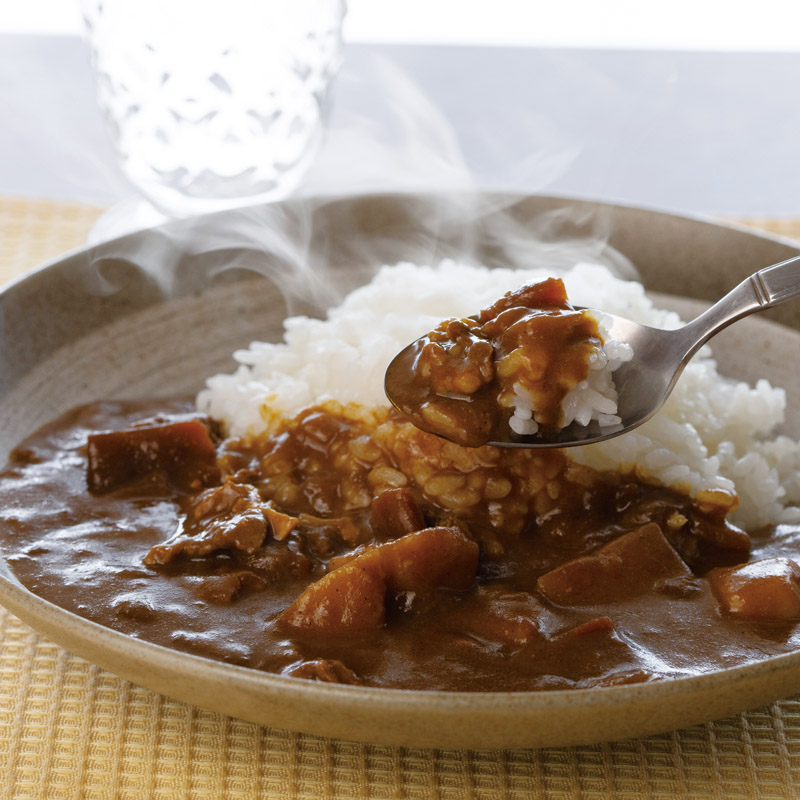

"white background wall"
[3,0,800,50]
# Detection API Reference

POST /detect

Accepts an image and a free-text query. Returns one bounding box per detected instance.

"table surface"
[3,35,800,218]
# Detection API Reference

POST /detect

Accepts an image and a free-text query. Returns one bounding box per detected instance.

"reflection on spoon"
[385,255,800,449]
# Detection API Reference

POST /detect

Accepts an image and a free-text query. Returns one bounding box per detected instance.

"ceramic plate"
[1,192,800,749]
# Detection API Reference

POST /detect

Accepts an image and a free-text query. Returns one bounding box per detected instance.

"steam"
[77,53,637,317]
[301,57,475,197]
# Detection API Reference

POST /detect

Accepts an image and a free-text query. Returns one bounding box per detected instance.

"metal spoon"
[385,254,800,448]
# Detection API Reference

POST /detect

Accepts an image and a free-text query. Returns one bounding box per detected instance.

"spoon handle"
[755,254,800,306]
[679,253,800,357]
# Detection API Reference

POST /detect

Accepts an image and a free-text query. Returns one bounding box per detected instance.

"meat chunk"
[192,570,267,604]
[297,513,361,547]
[537,522,691,606]
[278,526,479,635]
[144,479,297,565]
[477,277,570,322]
[609,484,750,572]
[669,512,750,571]
[370,488,426,540]
[87,414,219,494]
[418,398,496,449]
[243,547,313,583]
[709,558,800,621]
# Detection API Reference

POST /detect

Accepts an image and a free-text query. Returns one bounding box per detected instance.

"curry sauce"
[386,277,607,446]
[1,398,800,692]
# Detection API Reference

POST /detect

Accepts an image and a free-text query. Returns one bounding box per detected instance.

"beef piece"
[668,514,751,572]
[144,479,297,565]
[537,522,692,606]
[291,511,373,563]
[278,526,479,636]
[709,557,800,621]
[418,398,497,449]
[295,524,342,561]
[370,488,426,540]
[87,414,220,494]
[298,513,362,546]
[477,277,570,322]
[192,570,268,604]
[612,486,750,572]
[242,547,313,583]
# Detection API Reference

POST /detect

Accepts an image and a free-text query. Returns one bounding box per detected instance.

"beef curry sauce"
[2,397,800,692]
[387,277,607,447]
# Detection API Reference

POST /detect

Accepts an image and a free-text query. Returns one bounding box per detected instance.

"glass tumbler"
[82,0,346,216]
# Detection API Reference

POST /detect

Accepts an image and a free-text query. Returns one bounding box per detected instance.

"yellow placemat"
[2,196,800,800]
[0,197,105,285]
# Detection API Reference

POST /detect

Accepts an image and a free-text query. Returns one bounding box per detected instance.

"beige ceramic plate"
[1,193,800,749]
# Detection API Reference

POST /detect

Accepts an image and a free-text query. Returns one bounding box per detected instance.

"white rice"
[197,260,800,530]
[507,310,633,436]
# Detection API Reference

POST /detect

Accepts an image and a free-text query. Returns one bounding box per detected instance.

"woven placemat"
[2,196,800,800]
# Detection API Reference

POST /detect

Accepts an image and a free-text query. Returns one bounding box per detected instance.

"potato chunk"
[709,558,800,621]
[537,522,691,606]
[279,526,479,635]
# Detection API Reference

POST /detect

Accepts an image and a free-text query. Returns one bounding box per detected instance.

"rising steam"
[76,53,637,317]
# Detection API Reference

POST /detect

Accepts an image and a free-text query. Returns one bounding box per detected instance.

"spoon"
[385,254,800,448]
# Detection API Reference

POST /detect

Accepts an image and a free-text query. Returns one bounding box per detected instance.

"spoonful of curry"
[384,255,800,449]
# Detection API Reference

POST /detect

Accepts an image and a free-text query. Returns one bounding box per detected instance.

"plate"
[1,192,800,749]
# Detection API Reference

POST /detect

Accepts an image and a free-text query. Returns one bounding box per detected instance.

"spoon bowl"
[385,254,800,448]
